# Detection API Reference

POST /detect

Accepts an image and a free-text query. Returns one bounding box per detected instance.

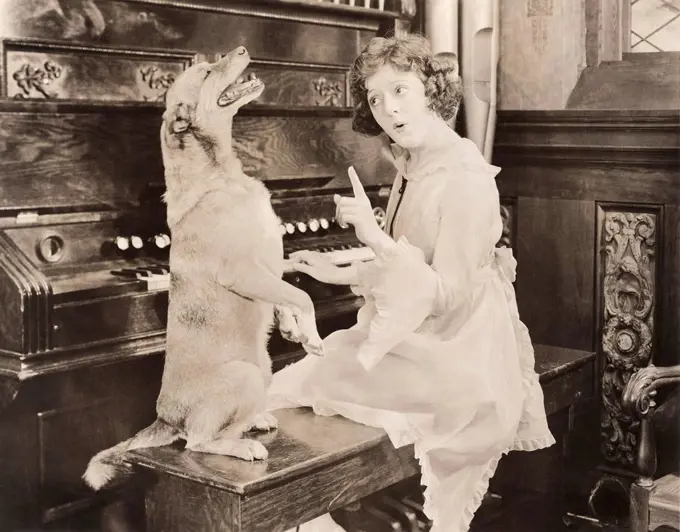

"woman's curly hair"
[349,34,463,137]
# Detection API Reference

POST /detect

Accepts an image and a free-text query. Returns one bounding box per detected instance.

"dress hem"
[415,434,556,532]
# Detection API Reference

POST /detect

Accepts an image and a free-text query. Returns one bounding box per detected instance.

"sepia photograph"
[0,0,677,531]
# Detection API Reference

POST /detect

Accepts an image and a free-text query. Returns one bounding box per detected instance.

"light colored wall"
[498,0,587,109]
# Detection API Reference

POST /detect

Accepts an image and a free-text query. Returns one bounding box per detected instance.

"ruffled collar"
[383,128,460,182]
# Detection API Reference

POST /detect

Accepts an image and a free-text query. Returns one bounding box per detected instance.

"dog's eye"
[204,70,212,79]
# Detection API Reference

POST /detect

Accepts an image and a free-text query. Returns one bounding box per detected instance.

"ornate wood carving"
[12,60,63,99]
[139,67,177,102]
[497,199,515,250]
[498,202,514,249]
[600,209,657,466]
[312,76,344,107]
[4,39,193,103]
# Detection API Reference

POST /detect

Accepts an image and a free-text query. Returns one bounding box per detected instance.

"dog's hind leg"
[83,419,180,491]
[184,360,270,461]
[245,412,278,432]
[187,422,269,461]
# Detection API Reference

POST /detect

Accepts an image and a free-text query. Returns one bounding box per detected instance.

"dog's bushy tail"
[83,419,180,491]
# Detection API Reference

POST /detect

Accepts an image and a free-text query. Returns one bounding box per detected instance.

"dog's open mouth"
[217,72,263,107]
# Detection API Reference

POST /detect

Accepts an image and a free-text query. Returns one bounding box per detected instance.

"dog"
[83,46,324,491]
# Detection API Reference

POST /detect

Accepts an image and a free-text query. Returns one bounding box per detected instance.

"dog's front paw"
[303,337,324,357]
[274,305,303,343]
[297,312,324,356]
[245,412,278,432]
[234,439,268,461]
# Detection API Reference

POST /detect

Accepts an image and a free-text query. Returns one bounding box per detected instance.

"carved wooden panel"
[249,60,349,108]
[0,104,394,213]
[597,206,659,467]
[498,198,515,249]
[3,39,194,102]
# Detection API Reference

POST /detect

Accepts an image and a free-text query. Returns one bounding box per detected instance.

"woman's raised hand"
[334,167,382,247]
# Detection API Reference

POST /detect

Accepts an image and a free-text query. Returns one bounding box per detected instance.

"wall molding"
[494,110,680,168]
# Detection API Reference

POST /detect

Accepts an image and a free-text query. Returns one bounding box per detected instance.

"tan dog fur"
[83,46,323,491]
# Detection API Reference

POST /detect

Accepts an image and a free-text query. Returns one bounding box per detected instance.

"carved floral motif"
[312,77,343,107]
[139,66,177,102]
[498,204,513,248]
[12,61,63,99]
[600,211,656,466]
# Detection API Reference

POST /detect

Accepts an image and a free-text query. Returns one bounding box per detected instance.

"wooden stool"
[125,408,419,532]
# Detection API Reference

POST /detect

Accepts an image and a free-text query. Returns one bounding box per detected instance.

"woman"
[270,34,555,532]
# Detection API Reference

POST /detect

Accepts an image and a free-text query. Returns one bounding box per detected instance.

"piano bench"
[125,408,420,532]
[124,345,595,532]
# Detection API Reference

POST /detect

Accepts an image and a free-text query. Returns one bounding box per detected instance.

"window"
[630,0,680,52]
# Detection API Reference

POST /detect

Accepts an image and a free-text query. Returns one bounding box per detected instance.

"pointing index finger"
[348,166,367,199]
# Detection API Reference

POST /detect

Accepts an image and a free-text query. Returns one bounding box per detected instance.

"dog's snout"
[237,46,246,55]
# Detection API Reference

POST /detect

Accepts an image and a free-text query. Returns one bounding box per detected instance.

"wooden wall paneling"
[498,165,679,205]
[515,196,596,352]
[659,204,680,368]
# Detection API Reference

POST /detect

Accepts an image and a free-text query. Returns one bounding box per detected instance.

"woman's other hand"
[335,166,395,255]
[287,250,358,286]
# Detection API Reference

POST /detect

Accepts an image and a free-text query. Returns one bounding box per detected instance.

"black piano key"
[110,268,145,279]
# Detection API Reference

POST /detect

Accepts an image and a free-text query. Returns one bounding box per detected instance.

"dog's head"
[161,46,264,153]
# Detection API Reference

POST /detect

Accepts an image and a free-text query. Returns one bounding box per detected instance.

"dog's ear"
[162,102,193,150]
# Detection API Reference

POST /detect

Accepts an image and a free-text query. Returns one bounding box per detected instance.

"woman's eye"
[369,96,380,106]
[395,85,408,95]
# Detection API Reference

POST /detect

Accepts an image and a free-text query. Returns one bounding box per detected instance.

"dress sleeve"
[428,169,500,316]
[352,163,501,320]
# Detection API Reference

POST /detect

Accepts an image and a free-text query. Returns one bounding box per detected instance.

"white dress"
[268,128,556,532]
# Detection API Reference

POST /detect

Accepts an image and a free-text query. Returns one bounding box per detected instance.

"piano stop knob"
[319,218,330,230]
[308,219,320,232]
[373,207,387,229]
[115,236,130,251]
[296,222,307,233]
[285,223,295,235]
[130,236,144,249]
[154,234,171,249]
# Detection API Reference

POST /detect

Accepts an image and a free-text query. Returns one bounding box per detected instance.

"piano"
[0,118,390,528]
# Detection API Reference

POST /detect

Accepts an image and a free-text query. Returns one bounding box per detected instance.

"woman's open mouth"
[217,72,263,107]
[393,121,407,133]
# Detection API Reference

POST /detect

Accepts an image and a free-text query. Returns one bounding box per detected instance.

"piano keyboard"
[109,245,376,291]
[283,245,375,273]
[110,265,170,291]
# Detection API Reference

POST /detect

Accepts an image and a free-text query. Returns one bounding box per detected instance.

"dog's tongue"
[217,73,260,106]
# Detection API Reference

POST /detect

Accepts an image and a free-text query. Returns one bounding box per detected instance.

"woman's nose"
[383,95,399,116]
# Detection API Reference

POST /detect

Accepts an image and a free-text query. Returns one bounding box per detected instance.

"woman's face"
[365,64,436,149]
